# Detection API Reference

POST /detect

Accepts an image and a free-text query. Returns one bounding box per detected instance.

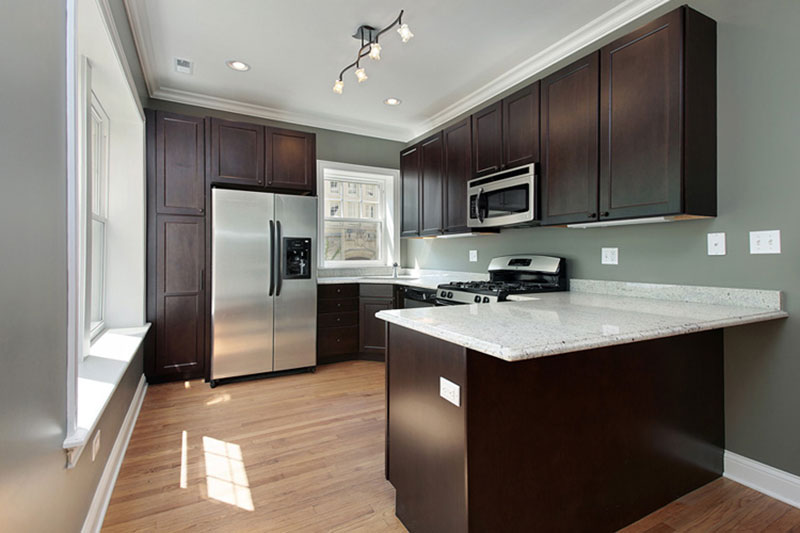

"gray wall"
[405,0,800,477]
[0,1,145,531]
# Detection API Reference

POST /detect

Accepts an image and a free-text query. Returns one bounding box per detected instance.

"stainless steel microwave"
[467,164,537,228]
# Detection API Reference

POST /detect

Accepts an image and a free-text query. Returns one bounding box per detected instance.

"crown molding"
[409,0,671,140]
[126,0,669,143]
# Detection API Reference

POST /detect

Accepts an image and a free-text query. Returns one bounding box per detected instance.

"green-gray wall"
[405,0,800,477]
[0,2,145,531]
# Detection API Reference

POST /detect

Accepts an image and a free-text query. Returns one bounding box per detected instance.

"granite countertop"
[376,280,788,362]
[317,269,488,291]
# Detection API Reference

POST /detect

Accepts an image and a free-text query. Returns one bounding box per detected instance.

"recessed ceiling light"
[384,97,402,106]
[226,60,250,72]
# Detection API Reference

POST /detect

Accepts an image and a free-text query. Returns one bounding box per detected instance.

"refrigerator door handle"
[275,220,283,296]
[269,220,275,296]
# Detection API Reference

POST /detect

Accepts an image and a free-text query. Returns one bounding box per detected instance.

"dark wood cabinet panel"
[318,326,359,356]
[318,297,358,314]
[443,118,472,234]
[359,297,393,357]
[266,127,316,194]
[154,215,205,380]
[209,118,264,187]
[540,52,600,226]
[155,112,205,215]
[471,101,503,177]
[400,145,421,237]
[599,9,682,220]
[420,133,444,236]
[318,284,358,299]
[503,82,540,169]
[318,311,358,329]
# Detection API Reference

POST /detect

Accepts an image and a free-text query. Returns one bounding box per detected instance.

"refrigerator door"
[273,194,318,371]
[211,189,275,379]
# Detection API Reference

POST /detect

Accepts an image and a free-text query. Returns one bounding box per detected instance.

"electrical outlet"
[749,230,781,254]
[601,247,619,265]
[469,250,478,262]
[439,377,461,407]
[91,430,101,462]
[707,232,726,256]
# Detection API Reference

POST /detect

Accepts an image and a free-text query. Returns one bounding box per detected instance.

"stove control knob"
[447,292,454,298]
[440,291,447,297]
[474,295,481,303]
[483,297,490,303]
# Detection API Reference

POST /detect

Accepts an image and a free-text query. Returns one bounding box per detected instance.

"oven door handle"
[476,187,485,223]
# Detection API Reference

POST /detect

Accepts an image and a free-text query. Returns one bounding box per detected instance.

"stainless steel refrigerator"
[211,188,317,384]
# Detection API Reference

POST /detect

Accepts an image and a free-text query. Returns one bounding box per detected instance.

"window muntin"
[323,178,384,264]
[88,93,109,339]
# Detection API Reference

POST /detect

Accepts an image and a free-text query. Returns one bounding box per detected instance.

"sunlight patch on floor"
[202,436,254,511]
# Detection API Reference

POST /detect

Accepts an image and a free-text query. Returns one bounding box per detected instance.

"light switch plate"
[707,232,726,256]
[439,377,461,407]
[469,250,478,262]
[750,230,781,254]
[601,247,619,265]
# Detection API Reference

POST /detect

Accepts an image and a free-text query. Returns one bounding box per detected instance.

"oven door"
[468,169,537,228]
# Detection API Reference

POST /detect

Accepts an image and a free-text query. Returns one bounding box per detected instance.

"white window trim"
[88,91,110,342]
[316,160,400,269]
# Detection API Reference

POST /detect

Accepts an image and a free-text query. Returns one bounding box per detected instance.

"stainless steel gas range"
[435,255,567,305]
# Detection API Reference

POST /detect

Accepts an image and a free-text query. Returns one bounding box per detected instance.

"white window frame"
[316,160,400,269]
[87,91,110,342]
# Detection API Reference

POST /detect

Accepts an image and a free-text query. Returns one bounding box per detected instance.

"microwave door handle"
[476,187,485,223]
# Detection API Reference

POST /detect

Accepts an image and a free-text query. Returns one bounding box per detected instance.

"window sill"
[63,324,150,468]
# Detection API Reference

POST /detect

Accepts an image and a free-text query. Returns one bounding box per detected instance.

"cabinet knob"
[588,213,597,218]
[336,317,341,322]
[336,288,342,293]
[336,338,341,343]
[601,211,610,217]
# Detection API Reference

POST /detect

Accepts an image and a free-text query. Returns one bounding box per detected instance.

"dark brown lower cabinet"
[151,215,206,381]
[386,325,724,532]
[359,284,396,360]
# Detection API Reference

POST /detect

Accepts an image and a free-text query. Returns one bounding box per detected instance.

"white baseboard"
[81,374,147,533]
[724,450,800,509]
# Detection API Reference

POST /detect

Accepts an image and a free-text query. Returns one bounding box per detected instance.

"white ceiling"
[125,0,668,141]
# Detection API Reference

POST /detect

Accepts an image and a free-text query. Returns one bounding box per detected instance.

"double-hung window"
[318,161,399,268]
[87,92,109,340]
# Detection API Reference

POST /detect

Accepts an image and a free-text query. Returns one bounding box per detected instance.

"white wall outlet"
[439,377,461,407]
[601,247,619,265]
[469,250,478,262]
[707,232,726,256]
[91,430,101,462]
[750,230,781,254]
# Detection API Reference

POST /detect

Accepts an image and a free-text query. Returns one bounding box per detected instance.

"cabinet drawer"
[318,298,358,314]
[359,284,395,298]
[319,284,358,299]
[318,311,358,328]
[317,326,359,355]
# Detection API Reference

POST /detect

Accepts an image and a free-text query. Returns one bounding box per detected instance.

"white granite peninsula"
[377,281,786,533]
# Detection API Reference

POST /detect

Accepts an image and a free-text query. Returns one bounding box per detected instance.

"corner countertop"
[375,279,787,362]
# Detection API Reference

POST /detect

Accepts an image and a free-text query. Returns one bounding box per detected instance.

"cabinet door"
[420,132,444,236]
[209,118,264,187]
[471,101,502,177]
[502,82,540,169]
[540,53,600,226]
[359,297,393,357]
[155,112,205,215]
[400,145,420,237]
[599,9,682,221]
[443,118,472,234]
[266,127,316,194]
[154,215,205,379]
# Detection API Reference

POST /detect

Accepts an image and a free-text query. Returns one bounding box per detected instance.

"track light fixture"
[332,10,414,95]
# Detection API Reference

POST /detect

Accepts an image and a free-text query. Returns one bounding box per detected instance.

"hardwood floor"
[104,361,800,532]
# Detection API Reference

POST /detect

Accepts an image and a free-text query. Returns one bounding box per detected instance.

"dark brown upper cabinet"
[599,7,716,221]
[153,215,205,381]
[420,132,445,236]
[400,145,421,237]
[471,83,540,178]
[502,82,540,169]
[155,111,205,215]
[443,118,472,234]
[266,127,316,195]
[209,118,265,187]
[471,101,503,176]
[540,53,600,226]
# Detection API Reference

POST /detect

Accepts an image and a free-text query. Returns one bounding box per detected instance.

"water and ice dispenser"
[283,237,312,279]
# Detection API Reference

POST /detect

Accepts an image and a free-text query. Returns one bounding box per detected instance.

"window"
[87,92,109,339]
[317,161,399,268]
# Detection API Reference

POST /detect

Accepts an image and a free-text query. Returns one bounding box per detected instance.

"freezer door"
[274,194,318,371]
[211,189,274,379]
